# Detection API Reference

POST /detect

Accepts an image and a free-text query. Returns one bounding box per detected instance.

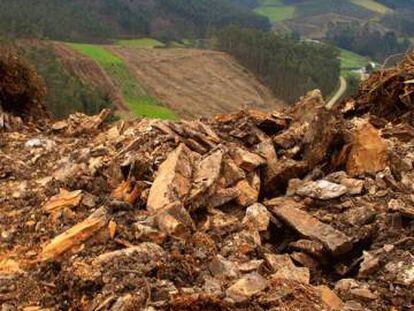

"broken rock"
[242,203,271,232]
[147,144,194,213]
[347,120,388,177]
[226,272,268,302]
[266,198,353,256]
[296,180,348,200]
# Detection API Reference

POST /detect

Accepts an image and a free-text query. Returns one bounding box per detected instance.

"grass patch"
[254,0,295,23]
[68,43,123,65]
[349,0,390,14]
[339,48,369,70]
[117,38,165,48]
[67,42,175,119]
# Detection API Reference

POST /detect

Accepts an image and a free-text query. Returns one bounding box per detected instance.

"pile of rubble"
[1,58,414,311]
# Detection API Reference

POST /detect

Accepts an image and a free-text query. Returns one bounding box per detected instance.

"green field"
[349,0,390,14]
[254,0,296,23]
[339,48,369,70]
[68,43,175,119]
[117,38,165,48]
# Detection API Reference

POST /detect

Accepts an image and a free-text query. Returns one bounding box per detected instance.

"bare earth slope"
[109,47,283,119]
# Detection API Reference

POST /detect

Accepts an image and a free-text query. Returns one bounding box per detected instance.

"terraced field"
[254,0,296,23]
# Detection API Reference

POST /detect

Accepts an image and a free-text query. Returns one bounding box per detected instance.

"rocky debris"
[226,272,268,302]
[266,198,353,256]
[2,54,414,310]
[346,120,389,177]
[295,180,348,200]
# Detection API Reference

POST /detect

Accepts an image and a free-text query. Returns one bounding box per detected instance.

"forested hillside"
[215,26,340,103]
[0,0,270,42]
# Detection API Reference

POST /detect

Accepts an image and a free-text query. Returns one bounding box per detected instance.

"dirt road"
[327,76,347,109]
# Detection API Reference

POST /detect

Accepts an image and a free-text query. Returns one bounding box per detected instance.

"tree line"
[326,21,411,62]
[215,26,340,103]
[0,0,270,42]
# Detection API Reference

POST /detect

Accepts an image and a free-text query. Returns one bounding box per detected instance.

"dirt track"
[109,47,283,119]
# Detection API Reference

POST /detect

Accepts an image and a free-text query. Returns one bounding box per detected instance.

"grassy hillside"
[68,43,176,119]
[254,0,296,23]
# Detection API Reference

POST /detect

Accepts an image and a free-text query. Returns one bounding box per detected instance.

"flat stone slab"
[266,198,353,256]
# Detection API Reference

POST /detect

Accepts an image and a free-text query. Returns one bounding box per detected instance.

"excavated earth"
[1,55,414,311]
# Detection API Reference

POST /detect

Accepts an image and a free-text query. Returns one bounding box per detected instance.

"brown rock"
[271,266,310,284]
[290,252,319,270]
[289,239,325,258]
[350,288,378,301]
[231,147,266,172]
[388,198,414,218]
[221,156,246,187]
[188,149,223,210]
[242,203,271,232]
[296,180,348,200]
[316,285,344,310]
[235,173,260,207]
[147,144,194,212]
[209,255,240,280]
[266,198,353,256]
[226,272,268,302]
[302,107,343,167]
[264,253,296,273]
[263,159,309,195]
[358,251,380,278]
[156,202,195,238]
[343,205,376,226]
[347,120,389,177]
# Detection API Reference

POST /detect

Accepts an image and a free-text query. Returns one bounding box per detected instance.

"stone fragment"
[209,255,240,280]
[289,239,325,258]
[205,210,240,236]
[156,202,195,238]
[111,180,146,205]
[264,253,296,273]
[335,279,359,294]
[242,203,271,232]
[188,149,223,210]
[271,266,310,284]
[343,205,376,226]
[290,252,319,270]
[326,171,364,195]
[358,251,380,278]
[267,198,353,256]
[207,187,240,208]
[350,288,378,301]
[231,147,266,172]
[232,230,261,255]
[296,180,348,200]
[347,120,388,177]
[316,285,344,310]
[388,198,414,218]
[235,173,260,207]
[237,260,264,273]
[262,159,308,195]
[302,107,342,167]
[221,156,246,187]
[147,144,193,213]
[226,272,268,302]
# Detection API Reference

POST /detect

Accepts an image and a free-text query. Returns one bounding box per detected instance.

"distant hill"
[251,0,414,38]
[0,0,270,42]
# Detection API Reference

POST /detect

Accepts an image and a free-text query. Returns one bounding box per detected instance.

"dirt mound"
[342,51,414,123]
[109,47,283,119]
[0,49,49,123]
[1,55,414,310]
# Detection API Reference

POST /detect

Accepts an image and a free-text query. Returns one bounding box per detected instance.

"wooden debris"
[43,189,83,213]
[39,207,109,261]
